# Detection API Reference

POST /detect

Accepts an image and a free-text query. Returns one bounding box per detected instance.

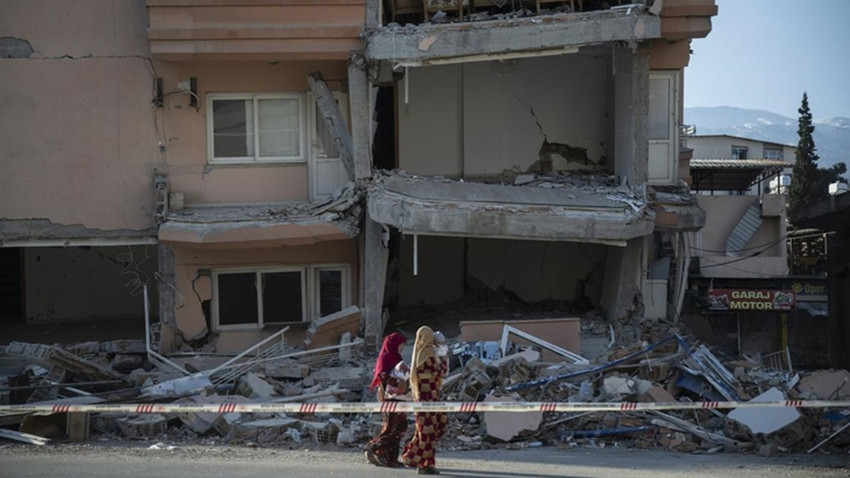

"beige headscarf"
[409,326,435,401]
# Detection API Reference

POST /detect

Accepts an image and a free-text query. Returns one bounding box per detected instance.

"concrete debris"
[796,370,850,400]
[117,414,167,440]
[303,306,362,350]
[1,315,848,458]
[728,387,801,435]
[483,394,542,442]
[237,373,278,399]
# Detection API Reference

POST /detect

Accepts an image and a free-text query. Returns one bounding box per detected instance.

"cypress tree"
[788,93,823,212]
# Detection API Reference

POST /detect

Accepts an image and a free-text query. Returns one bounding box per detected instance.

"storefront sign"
[707,289,796,311]
[789,281,828,302]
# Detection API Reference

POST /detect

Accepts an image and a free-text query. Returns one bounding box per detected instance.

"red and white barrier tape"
[1,400,847,415]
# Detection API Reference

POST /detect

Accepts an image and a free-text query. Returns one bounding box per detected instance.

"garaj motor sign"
[707,289,796,311]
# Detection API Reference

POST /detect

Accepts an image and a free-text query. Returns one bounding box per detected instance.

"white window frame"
[212,264,350,330]
[764,148,782,160]
[648,70,680,185]
[731,146,748,160]
[312,264,351,318]
[207,93,306,164]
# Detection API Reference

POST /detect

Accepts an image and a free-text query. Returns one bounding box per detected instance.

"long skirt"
[401,411,448,469]
[365,411,408,466]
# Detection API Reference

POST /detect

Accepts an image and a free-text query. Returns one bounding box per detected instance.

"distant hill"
[684,106,850,169]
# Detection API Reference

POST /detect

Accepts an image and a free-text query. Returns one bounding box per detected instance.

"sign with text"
[707,289,796,311]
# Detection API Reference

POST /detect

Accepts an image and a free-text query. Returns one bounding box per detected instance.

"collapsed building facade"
[0,0,718,353]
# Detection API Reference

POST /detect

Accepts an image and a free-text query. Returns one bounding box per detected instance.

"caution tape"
[1,400,848,415]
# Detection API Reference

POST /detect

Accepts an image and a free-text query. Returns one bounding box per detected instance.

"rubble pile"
[1,316,849,457]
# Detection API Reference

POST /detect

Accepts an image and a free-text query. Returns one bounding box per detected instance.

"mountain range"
[684,106,850,169]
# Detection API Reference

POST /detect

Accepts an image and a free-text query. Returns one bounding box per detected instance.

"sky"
[684,0,850,120]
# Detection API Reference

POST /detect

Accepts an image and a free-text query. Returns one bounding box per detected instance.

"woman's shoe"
[417,467,439,475]
[364,448,381,466]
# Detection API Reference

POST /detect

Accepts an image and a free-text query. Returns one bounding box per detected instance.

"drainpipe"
[674,232,692,321]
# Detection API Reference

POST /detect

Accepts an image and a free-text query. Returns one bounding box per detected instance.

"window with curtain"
[209,94,304,163]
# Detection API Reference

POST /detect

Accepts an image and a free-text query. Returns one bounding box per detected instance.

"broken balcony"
[369,172,653,244]
[368,5,661,67]
[157,197,360,248]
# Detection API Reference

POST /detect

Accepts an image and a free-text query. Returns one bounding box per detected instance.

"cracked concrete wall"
[170,242,358,347]
[396,236,606,306]
[152,60,349,205]
[397,54,609,176]
[0,0,158,235]
[23,245,158,321]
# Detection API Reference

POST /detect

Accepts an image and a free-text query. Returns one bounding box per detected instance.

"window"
[212,265,349,329]
[731,146,748,159]
[208,94,304,163]
[764,148,782,160]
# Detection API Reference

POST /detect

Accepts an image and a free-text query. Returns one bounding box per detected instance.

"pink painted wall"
[171,240,359,348]
[152,60,348,205]
[0,0,158,232]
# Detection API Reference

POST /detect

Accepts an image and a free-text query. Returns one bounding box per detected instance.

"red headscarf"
[370,332,406,389]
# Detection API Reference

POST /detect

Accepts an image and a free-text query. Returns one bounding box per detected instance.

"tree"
[815,162,848,195]
[787,93,823,213]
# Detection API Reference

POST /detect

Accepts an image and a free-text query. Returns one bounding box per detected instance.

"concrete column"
[361,213,388,352]
[600,237,645,321]
[631,43,650,185]
[612,42,650,186]
[365,0,380,29]
[157,244,176,326]
[348,54,373,181]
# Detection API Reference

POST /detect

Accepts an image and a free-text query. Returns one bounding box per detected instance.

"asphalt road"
[0,443,847,478]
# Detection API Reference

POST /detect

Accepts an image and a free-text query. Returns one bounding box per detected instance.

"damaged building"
[1,0,719,353]
[5,2,850,458]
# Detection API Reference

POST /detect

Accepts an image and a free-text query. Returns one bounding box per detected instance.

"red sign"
[707,289,796,311]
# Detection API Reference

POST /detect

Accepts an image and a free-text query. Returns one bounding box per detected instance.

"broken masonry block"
[117,414,167,440]
[639,386,677,403]
[263,361,311,379]
[303,306,361,350]
[110,354,143,372]
[101,340,147,355]
[308,367,366,389]
[232,418,300,442]
[236,373,278,399]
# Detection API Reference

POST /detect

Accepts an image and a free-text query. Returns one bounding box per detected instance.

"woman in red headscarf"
[364,332,409,468]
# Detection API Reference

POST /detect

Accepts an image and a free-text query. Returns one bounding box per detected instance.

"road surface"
[1,442,847,478]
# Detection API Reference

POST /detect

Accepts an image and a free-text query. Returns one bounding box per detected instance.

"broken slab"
[5,342,128,386]
[796,370,850,400]
[365,10,661,65]
[303,306,361,350]
[369,176,653,243]
[483,394,542,442]
[727,387,801,435]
